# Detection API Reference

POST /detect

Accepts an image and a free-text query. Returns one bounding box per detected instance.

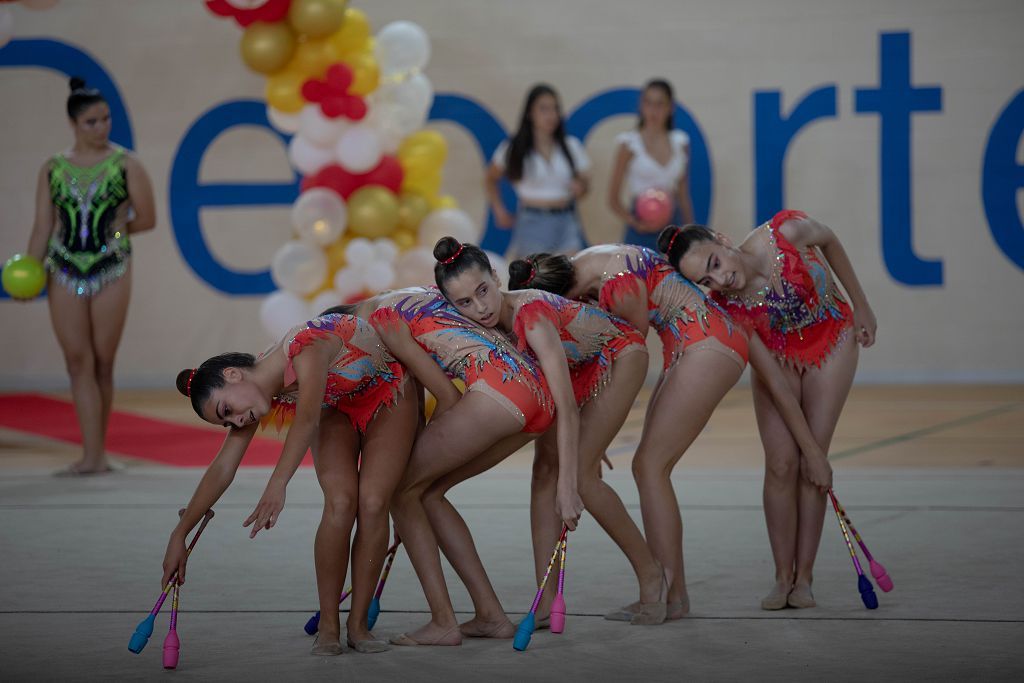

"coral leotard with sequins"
[506,289,647,406]
[370,287,554,434]
[262,313,405,433]
[597,245,748,371]
[711,210,852,369]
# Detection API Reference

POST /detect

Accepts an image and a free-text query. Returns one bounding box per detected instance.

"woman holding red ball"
[607,78,694,250]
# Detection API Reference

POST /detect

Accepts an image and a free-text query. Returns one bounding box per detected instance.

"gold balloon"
[265,69,306,113]
[344,51,379,96]
[347,186,399,238]
[329,7,371,54]
[397,192,432,232]
[325,237,350,273]
[399,130,448,165]
[289,37,342,79]
[289,0,348,39]
[432,194,459,210]
[392,229,417,250]
[240,22,297,75]
[402,172,442,199]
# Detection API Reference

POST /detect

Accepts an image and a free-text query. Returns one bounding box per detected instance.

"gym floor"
[1,384,1022,680]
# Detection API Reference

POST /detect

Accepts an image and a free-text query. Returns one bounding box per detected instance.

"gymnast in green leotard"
[23,77,156,475]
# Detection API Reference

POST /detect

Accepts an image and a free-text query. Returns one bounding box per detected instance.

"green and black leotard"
[46,148,132,296]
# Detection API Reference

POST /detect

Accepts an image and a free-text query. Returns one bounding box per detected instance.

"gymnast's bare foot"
[459,615,515,638]
[787,582,816,608]
[761,580,792,610]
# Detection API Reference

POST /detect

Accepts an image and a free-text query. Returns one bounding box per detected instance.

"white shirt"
[616,129,689,197]
[491,136,591,203]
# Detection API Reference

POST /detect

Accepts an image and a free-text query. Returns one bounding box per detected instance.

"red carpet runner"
[0,394,311,467]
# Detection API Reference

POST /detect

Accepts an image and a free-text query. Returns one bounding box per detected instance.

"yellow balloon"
[265,70,306,113]
[392,229,417,250]
[347,186,399,238]
[397,192,432,232]
[324,237,350,273]
[343,51,379,96]
[290,37,342,79]
[399,130,448,164]
[240,22,297,75]
[432,194,459,210]
[398,149,441,177]
[328,7,371,54]
[289,0,347,39]
[402,172,442,198]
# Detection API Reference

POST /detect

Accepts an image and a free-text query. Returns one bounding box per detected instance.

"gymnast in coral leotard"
[666,209,877,610]
[334,277,565,646]
[495,280,668,624]
[162,313,417,655]
[510,243,839,618]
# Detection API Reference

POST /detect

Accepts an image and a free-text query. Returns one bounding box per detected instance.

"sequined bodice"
[507,289,627,368]
[375,287,540,383]
[49,150,130,260]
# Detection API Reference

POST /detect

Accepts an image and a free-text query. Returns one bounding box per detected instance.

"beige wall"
[1,0,1022,387]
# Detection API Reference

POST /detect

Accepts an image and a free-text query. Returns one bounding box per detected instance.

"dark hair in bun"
[175,352,256,418]
[657,224,715,271]
[507,253,574,295]
[67,76,107,121]
[432,237,492,297]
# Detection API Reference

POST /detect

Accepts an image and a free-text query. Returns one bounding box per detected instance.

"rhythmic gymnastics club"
[303,586,352,636]
[162,582,181,669]
[514,526,568,651]
[129,508,215,654]
[368,537,402,631]
[829,491,878,609]
[550,536,568,634]
[829,490,893,592]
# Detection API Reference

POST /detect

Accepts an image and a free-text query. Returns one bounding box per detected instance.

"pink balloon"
[635,188,674,227]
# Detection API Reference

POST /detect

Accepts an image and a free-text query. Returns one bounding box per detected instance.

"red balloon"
[359,156,403,193]
[204,0,290,27]
[635,188,674,227]
[301,164,360,199]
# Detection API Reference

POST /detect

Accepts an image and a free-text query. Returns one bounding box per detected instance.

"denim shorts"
[507,206,584,259]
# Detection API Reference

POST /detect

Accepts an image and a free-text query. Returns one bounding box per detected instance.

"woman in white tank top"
[607,79,694,250]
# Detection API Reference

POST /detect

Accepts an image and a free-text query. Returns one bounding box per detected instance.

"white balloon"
[363,261,396,292]
[267,106,301,134]
[298,105,349,146]
[288,134,335,176]
[292,188,347,246]
[260,290,309,342]
[376,73,433,117]
[309,290,343,318]
[0,7,13,50]
[364,99,406,154]
[375,21,431,76]
[418,208,480,248]
[335,124,382,174]
[394,246,436,288]
[484,250,510,284]
[270,241,328,296]
[373,238,399,264]
[333,266,365,299]
[344,237,375,264]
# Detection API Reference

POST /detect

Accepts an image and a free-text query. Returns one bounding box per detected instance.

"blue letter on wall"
[981,90,1024,272]
[169,100,300,295]
[753,86,837,225]
[855,31,943,286]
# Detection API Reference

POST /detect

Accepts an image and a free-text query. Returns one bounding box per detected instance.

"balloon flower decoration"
[0,1,62,52]
[204,0,494,340]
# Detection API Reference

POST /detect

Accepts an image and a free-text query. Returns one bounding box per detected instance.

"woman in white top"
[486,84,591,259]
[608,79,694,250]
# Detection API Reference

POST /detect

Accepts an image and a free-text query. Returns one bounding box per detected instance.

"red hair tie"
[186,369,197,397]
[441,244,464,265]
[526,261,537,286]
[666,229,681,255]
